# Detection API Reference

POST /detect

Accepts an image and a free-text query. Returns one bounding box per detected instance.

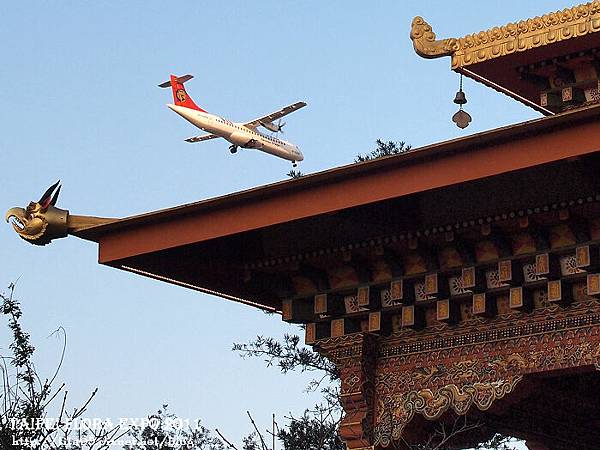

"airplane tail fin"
[158,74,206,112]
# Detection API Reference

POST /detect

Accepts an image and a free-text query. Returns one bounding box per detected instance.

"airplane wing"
[244,101,307,129]
[185,133,221,143]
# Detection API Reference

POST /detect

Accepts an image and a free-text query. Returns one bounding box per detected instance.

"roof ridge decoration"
[411,1,600,69]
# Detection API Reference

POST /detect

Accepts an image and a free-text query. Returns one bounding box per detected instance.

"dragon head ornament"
[7,182,115,246]
[6,181,69,246]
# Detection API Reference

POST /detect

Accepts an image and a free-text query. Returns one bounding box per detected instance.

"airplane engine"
[261,120,285,133]
[261,121,279,132]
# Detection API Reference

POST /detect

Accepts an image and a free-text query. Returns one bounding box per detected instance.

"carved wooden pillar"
[316,333,377,450]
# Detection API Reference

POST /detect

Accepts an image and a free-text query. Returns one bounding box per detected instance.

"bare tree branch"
[247,411,268,450]
[216,428,240,450]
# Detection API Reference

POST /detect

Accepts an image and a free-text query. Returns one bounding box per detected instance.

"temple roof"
[74,105,600,310]
[411,2,600,114]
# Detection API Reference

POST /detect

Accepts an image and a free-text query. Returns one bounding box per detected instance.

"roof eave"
[76,104,600,243]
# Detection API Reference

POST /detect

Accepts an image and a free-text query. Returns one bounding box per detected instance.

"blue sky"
[1,0,573,445]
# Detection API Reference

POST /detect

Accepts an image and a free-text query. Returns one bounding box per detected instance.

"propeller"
[260,119,287,134]
[275,119,286,133]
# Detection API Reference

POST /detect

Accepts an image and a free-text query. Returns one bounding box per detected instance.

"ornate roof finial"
[6,182,115,246]
[410,16,458,59]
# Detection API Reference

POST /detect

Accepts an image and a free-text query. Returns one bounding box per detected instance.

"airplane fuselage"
[168,104,304,163]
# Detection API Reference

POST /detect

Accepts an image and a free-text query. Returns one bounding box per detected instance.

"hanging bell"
[453,89,467,105]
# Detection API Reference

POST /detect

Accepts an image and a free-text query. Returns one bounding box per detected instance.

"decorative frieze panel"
[371,301,600,447]
[374,377,522,447]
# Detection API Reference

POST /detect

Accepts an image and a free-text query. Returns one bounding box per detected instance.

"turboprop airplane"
[159,74,306,166]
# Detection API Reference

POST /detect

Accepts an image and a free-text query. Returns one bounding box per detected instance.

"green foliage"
[233,334,338,381]
[286,170,305,179]
[0,283,45,449]
[0,283,122,449]
[3,289,35,377]
[277,407,344,450]
[354,139,412,163]
[241,433,261,450]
